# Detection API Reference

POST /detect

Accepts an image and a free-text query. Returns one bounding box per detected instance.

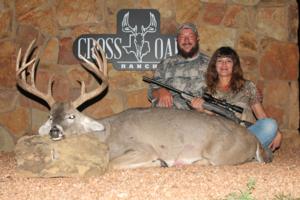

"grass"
[223,178,299,200]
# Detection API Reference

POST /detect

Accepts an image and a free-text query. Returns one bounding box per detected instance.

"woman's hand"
[191,97,205,112]
[269,131,282,151]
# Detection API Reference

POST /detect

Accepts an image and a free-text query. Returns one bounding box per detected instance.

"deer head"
[16,39,108,140]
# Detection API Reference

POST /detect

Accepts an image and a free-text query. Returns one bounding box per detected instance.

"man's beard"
[178,43,199,58]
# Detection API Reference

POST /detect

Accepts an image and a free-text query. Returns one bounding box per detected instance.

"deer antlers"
[72,40,108,108]
[16,39,108,109]
[16,39,56,108]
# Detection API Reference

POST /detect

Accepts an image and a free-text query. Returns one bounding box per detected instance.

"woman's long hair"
[205,47,245,94]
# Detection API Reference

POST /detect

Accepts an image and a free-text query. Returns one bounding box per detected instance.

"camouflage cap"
[176,22,198,36]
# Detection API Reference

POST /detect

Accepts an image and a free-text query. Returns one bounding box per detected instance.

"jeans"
[248,118,278,149]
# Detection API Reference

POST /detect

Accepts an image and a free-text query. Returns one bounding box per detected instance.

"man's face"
[177,28,199,58]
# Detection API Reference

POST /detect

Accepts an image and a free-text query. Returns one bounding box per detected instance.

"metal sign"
[73,9,178,70]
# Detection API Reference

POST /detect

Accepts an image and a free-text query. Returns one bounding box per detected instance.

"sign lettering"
[73,9,177,70]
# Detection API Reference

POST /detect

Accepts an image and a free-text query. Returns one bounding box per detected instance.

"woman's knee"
[258,118,278,138]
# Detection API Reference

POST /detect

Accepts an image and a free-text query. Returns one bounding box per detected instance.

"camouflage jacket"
[205,80,263,123]
[148,52,210,110]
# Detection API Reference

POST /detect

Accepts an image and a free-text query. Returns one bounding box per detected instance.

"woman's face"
[216,57,233,78]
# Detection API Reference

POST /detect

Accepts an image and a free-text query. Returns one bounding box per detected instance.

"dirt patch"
[0,132,299,200]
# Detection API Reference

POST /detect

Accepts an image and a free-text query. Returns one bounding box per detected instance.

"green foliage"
[273,193,300,200]
[223,178,299,200]
[224,178,256,200]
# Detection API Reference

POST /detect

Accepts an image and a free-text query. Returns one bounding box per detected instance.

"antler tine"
[71,40,108,108]
[16,39,56,108]
[93,41,108,76]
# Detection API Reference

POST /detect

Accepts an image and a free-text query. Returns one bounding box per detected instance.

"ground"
[0,131,299,200]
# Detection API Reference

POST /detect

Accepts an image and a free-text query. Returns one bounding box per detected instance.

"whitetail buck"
[16,40,272,169]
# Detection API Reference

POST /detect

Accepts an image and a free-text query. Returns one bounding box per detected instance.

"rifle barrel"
[143,76,243,113]
[143,76,193,97]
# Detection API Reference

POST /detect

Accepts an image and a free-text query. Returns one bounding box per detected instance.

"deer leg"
[192,158,212,166]
[108,144,166,170]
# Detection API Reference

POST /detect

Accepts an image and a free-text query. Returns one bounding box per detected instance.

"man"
[148,23,209,110]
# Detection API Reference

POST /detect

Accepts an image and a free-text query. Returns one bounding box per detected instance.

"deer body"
[16,40,272,170]
[38,104,271,169]
[99,108,268,169]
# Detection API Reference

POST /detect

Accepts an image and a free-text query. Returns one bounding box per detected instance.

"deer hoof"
[157,158,168,168]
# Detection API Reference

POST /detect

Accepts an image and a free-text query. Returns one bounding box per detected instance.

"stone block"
[0,9,12,38]
[264,105,284,127]
[105,0,135,33]
[0,56,15,88]
[288,3,299,42]
[40,37,59,64]
[260,41,298,80]
[15,134,109,177]
[240,56,258,72]
[240,56,259,82]
[0,106,30,137]
[160,16,177,35]
[16,25,42,50]
[52,75,71,103]
[18,7,58,36]
[70,23,107,38]
[83,91,125,119]
[200,0,225,3]
[200,25,236,55]
[56,0,101,27]
[203,3,226,25]
[58,37,78,65]
[175,0,201,24]
[109,70,151,92]
[232,0,260,6]
[126,89,151,108]
[237,31,258,54]
[263,80,290,108]
[15,0,47,18]
[31,108,49,134]
[223,5,244,27]
[67,67,92,88]
[0,126,15,152]
[287,81,299,130]
[0,40,16,88]
[0,89,18,113]
[256,7,288,41]
[141,0,174,19]
[281,130,300,148]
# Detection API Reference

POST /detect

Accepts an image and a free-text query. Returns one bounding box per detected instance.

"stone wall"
[0,0,298,152]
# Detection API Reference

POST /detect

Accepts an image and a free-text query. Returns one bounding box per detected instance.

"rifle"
[143,76,253,127]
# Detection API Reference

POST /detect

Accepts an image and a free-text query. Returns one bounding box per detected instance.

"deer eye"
[68,115,75,119]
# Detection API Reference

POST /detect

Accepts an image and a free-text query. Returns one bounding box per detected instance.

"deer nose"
[49,126,64,141]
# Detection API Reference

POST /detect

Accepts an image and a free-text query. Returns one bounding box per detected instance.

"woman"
[191,46,282,151]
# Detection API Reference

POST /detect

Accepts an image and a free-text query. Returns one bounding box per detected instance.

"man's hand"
[153,88,173,108]
[190,97,205,112]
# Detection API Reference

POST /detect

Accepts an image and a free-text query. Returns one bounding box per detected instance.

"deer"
[16,40,273,170]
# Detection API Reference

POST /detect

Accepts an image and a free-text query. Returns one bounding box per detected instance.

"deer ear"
[85,121,105,132]
[38,120,52,135]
